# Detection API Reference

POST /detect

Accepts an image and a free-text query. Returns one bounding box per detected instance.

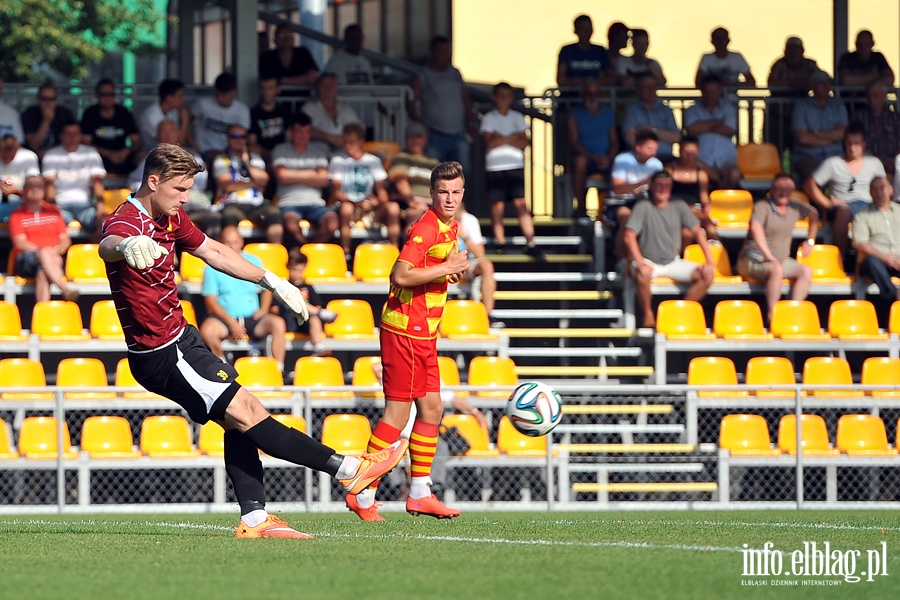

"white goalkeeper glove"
[116,235,169,269]
[260,271,309,325]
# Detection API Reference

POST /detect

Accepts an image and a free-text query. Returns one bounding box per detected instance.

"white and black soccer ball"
[505,381,563,437]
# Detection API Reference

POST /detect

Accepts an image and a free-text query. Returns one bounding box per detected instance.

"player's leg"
[338,201,355,256]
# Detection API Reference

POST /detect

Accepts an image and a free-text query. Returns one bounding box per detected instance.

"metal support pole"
[795,387,804,509]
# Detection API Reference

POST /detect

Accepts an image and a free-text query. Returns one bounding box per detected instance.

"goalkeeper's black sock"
[244,416,342,476]
[224,429,266,514]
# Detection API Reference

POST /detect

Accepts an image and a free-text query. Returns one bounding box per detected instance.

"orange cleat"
[406,494,461,519]
[338,438,409,495]
[234,514,314,539]
[345,494,385,522]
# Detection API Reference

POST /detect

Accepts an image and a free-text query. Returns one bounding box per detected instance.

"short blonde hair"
[142,143,204,185]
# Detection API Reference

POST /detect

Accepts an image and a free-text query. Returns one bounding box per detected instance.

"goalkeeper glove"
[260,271,309,325]
[116,235,169,269]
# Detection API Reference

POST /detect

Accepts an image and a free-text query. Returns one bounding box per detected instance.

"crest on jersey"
[412,235,423,244]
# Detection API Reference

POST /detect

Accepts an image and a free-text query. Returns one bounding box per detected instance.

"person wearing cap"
[388,121,439,229]
[556,15,614,88]
[606,22,631,72]
[695,27,755,88]
[191,72,251,164]
[791,69,848,180]
[0,133,40,223]
[767,36,820,151]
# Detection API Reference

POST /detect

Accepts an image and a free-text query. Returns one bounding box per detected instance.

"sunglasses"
[849,177,856,192]
[229,133,247,139]
[97,91,116,97]
[39,96,57,101]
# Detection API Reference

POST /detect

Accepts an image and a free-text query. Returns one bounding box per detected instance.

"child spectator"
[281,249,337,357]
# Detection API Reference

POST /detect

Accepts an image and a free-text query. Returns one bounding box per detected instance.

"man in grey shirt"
[624,171,715,328]
[853,176,900,303]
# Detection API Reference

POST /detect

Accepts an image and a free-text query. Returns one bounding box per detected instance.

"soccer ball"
[505,381,563,437]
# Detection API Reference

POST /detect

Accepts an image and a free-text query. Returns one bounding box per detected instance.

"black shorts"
[485,169,525,203]
[14,252,41,278]
[128,325,240,424]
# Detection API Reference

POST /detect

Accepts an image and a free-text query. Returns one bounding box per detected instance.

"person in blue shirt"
[557,15,615,88]
[568,79,619,217]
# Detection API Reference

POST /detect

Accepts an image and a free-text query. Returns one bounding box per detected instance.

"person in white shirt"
[192,73,251,163]
[42,121,107,235]
[480,82,543,260]
[303,72,362,156]
[0,79,23,143]
[139,78,192,152]
[616,29,666,87]
[325,24,374,86]
[0,133,40,222]
[694,27,756,87]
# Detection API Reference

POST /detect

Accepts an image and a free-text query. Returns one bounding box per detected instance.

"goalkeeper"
[99,143,407,539]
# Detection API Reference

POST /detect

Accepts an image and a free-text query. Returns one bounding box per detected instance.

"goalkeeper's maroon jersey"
[101,198,207,352]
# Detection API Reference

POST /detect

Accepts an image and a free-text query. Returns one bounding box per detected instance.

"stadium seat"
[861,357,900,398]
[101,188,130,212]
[777,414,839,456]
[18,416,78,459]
[684,242,741,283]
[301,243,355,283]
[353,243,399,283]
[497,415,548,457]
[57,357,116,400]
[115,358,162,399]
[179,251,206,283]
[836,415,898,456]
[890,301,900,334]
[0,358,53,400]
[140,415,201,458]
[90,300,124,340]
[688,356,747,398]
[441,414,499,457]
[198,422,225,457]
[351,356,384,398]
[180,300,199,327]
[244,243,289,279]
[828,300,888,340]
[437,355,465,398]
[292,356,352,399]
[321,414,371,456]
[0,301,28,341]
[769,300,830,340]
[324,299,378,339]
[272,413,307,434]
[713,300,772,340]
[81,416,142,458]
[440,300,497,339]
[802,356,864,398]
[737,143,781,186]
[0,419,19,459]
[234,356,291,399]
[363,141,402,168]
[797,245,852,284]
[709,189,753,229]
[65,244,107,283]
[719,414,781,456]
[31,300,91,341]
[468,356,518,398]
[745,356,796,398]
[655,300,714,340]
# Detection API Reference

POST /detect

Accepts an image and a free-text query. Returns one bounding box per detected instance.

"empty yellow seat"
[31,300,92,341]
[828,300,888,340]
[324,299,378,339]
[81,416,142,458]
[234,356,291,399]
[101,188,130,212]
[709,189,753,229]
[440,300,497,339]
[272,413,307,434]
[802,356,864,398]
[65,244,107,283]
[655,300,714,340]
[321,413,371,456]
[0,419,20,459]
[180,300,198,328]
[301,243,355,283]
[746,356,797,398]
[293,356,352,399]
[737,143,781,182]
[0,358,53,400]
[890,301,900,334]
[353,243,399,283]
[198,422,225,457]
[180,251,207,283]
[90,300,125,340]
[442,413,499,457]
[363,141,402,168]
[115,358,162,399]
[18,416,78,459]
[0,301,29,342]
[836,414,898,456]
[351,356,384,398]
[861,357,900,398]
[437,355,466,399]
[713,299,772,340]
[684,242,742,283]
[770,300,830,340]
[57,357,116,400]
[140,415,201,458]
[245,243,289,279]
[468,356,518,398]
[497,415,548,456]
[688,356,748,398]
[719,414,781,456]
[777,414,839,456]
[797,245,852,284]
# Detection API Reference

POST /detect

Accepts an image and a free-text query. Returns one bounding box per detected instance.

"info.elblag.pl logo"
[741,541,889,586]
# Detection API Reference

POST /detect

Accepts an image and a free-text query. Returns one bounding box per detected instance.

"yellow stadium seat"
[437,355,465,399]
[81,416,142,458]
[497,415,548,456]
[828,300,888,341]
[19,416,78,459]
[140,415,201,458]
[802,356,864,398]
[180,251,207,283]
[57,357,116,400]
[31,300,91,341]
[324,299,378,339]
[688,356,748,398]
[292,356,352,399]
[90,300,124,340]
[468,356,517,398]
[65,244,107,283]
[0,358,53,400]
[797,244,852,284]
[684,242,742,284]
[363,141,402,169]
[440,300,497,339]
[442,413,499,457]
[353,243,399,283]
[719,414,781,456]
[180,300,199,327]
[0,301,28,341]
[245,243,289,279]
[746,356,797,398]
[709,189,753,229]
[769,300,830,340]
[234,356,291,399]
[737,143,781,182]
[321,413,371,456]
[300,243,355,283]
[777,414,839,456]
[272,413,307,434]
[890,301,900,334]
[655,300,714,340]
[351,356,384,398]
[836,414,898,456]
[861,357,900,398]
[713,300,772,340]
[101,188,131,212]
[198,422,225,457]
[0,419,19,459]
[115,358,162,399]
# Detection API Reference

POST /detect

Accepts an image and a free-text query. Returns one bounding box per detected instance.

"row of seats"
[689,356,899,398]
[721,413,899,457]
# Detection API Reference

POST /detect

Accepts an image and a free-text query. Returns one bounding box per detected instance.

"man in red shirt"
[346,161,469,521]
[99,143,407,538]
[8,175,78,303]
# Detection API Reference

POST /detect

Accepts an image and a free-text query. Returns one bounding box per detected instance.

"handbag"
[440,424,471,456]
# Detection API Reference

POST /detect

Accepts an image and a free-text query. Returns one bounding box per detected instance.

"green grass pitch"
[1,510,897,599]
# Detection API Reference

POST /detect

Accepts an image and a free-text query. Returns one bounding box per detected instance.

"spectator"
[616,28,666,87]
[481,82,543,259]
[695,27,755,87]
[767,36,820,151]
[272,113,338,245]
[139,78,192,152]
[838,29,895,112]
[21,82,75,158]
[42,120,106,235]
[325,24,374,86]
[665,136,718,242]
[80,79,143,176]
[8,176,79,303]
[791,69,849,179]
[854,176,900,305]
[736,173,817,323]
[280,249,336,357]
[804,125,884,258]
[389,122,439,228]
[624,171,714,329]
[568,79,619,217]
[606,22,631,72]
[199,225,288,372]
[684,76,741,188]
[621,74,680,159]
[408,35,475,174]
[851,83,900,174]
[329,122,399,257]
[248,77,292,165]
[455,202,500,327]
[192,72,251,164]
[556,15,614,88]
[0,79,23,142]
[258,23,319,87]
[302,72,362,156]
[0,133,41,223]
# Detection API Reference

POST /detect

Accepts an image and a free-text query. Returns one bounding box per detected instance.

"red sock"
[409,419,439,481]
